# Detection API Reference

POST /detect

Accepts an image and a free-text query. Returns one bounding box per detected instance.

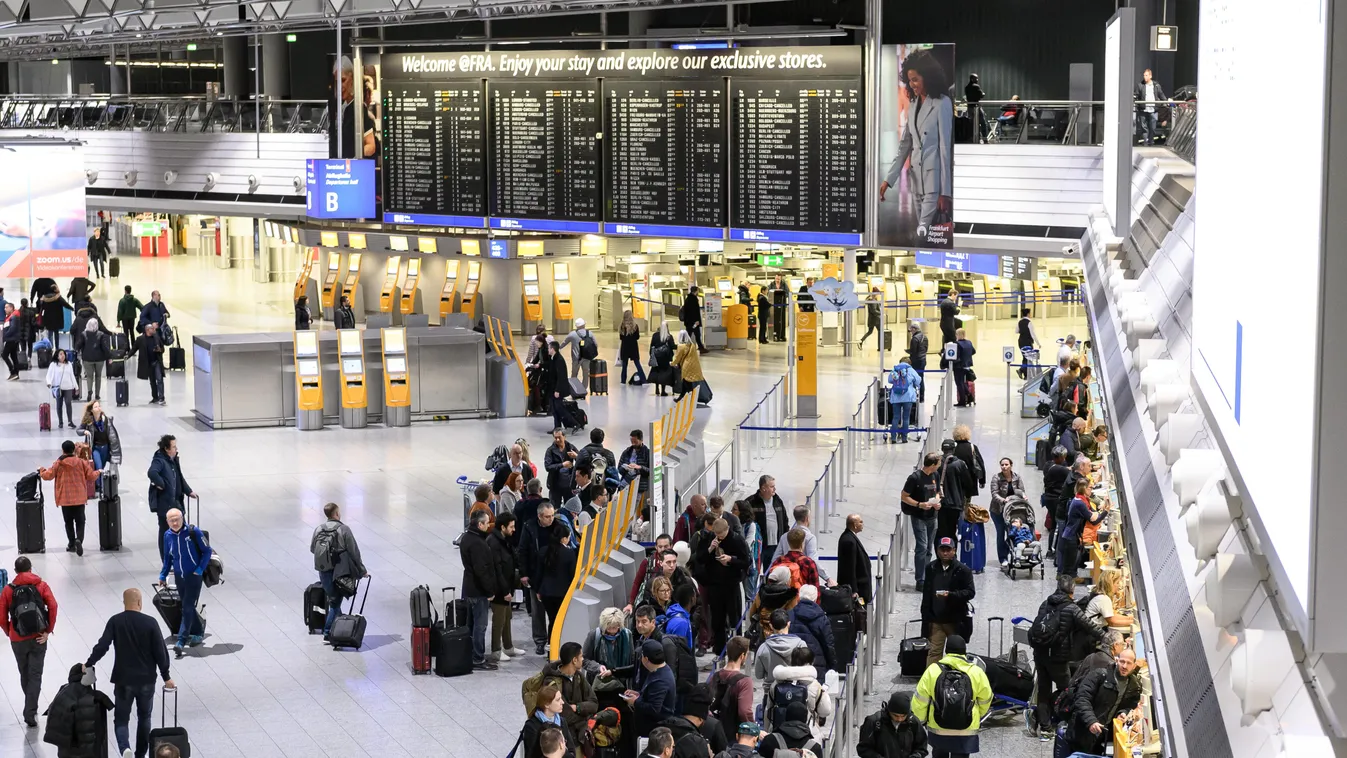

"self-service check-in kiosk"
[1034,277,1059,319]
[715,277,733,299]
[379,256,402,318]
[522,263,543,335]
[704,292,727,349]
[341,253,362,319]
[440,260,464,326]
[552,262,573,334]
[294,330,324,431]
[321,252,342,318]
[337,329,369,429]
[400,258,422,315]
[630,278,649,331]
[1057,275,1080,319]
[461,260,482,322]
[952,280,979,346]
[381,327,411,427]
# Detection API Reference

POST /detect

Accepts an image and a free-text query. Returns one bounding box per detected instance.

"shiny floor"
[0,251,1085,757]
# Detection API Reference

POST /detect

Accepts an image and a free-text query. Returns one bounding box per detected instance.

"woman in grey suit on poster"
[879,48,954,241]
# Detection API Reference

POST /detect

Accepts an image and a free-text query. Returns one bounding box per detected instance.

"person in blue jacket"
[157,507,211,658]
[663,582,696,651]
[1057,478,1102,577]
[147,435,195,562]
[887,358,922,444]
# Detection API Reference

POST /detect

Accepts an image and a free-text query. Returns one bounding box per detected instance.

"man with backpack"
[857,691,928,758]
[911,635,992,758]
[758,700,824,757]
[311,503,367,639]
[919,537,976,669]
[0,556,58,727]
[562,317,599,392]
[1055,648,1142,756]
[717,722,764,758]
[887,358,922,444]
[659,684,726,758]
[1028,575,1107,736]
[754,610,807,697]
[769,528,823,590]
[765,646,833,737]
[708,637,755,741]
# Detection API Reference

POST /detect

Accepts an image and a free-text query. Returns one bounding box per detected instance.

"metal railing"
[962,97,1195,149]
[731,373,787,484]
[1165,99,1197,164]
[0,95,329,134]
[805,438,847,536]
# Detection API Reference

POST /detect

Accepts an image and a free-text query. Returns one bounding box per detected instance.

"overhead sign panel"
[305,159,376,220]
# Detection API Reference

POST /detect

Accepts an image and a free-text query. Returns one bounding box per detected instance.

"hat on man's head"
[575,317,586,328]
[944,635,967,655]
[937,537,955,550]
[941,439,956,452]
[640,639,665,664]
[682,684,713,719]
[737,722,761,737]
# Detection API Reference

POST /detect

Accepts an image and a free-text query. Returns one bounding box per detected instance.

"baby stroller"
[1001,495,1045,579]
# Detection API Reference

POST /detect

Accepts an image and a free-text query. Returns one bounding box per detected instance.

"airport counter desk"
[191,327,490,429]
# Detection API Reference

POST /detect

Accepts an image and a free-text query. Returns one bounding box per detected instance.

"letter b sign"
[325,192,339,213]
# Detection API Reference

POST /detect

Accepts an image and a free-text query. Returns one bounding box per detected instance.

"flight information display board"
[488,82,601,233]
[381,84,487,227]
[730,80,863,245]
[379,48,863,243]
[604,81,726,239]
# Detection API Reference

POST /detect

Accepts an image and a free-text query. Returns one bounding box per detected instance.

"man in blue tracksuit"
[157,507,211,658]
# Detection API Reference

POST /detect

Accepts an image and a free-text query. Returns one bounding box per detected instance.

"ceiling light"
[187,43,197,51]
[286,33,296,42]
[50,59,58,65]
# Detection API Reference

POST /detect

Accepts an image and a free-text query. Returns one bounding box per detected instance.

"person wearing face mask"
[857,691,929,758]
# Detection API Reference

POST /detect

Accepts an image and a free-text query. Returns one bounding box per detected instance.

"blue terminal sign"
[603,222,726,240]
[729,228,863,246]
[305,159,377,219]
[914,250,999,276]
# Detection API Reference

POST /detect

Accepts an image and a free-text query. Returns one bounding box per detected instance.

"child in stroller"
[1002,496,1045,579]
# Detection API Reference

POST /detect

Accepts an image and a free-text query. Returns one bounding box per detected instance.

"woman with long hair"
[46,348,78,429]
[78,399,122,492]
[540,524,578,638]
[618,309,646,385]
[671,330,706,403]
[648,322,677,397]
[1085,571,1134,630]
[987,457,1025,567]
[521,685,578,758]
[880,47,955,241]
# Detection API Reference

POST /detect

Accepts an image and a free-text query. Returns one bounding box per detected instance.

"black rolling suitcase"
[16,471,45,553]
[169,345,186,371]
[1035,438,1051,472]
[432,587,473,676]
[304,583,327,634]
[899,619,930,677]
[589,358,609,395]
[829,613,857,665]
[115,378,129,407]
[152,584,183,634]
[108,257,120,278]
[148,687,190,758]
[106,359,125,379]
[98,496,122,551]
[329,576,370,650]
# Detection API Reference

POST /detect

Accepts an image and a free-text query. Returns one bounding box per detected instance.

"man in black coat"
[459,509,498,671]
[690,518,750,655]
[919,537,975,668]
[938,289,959,346]
[756,288,772,345]
[1030,574,1107,734]
[1059,648,1142,755]
[836,514,873,605]
[747,474,789,559]
[87,228,111,279]
[680,286,707,354]
[907,323,929,402]
[937,440,973,540]
[546,341,577,434]
[857,691,928,758]
[519,503,569,655]
[135,323,165,405]
[543,427,580,507]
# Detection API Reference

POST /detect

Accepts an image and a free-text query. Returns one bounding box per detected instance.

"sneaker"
[536,643,546,655]
[473,660,499,671]
[124,749,134,758]
[173,643,184,659]
[495,651,511,662]
[75,543,83,557]
[1000,560,1009,567]
[914,581,924,592]
[507,647,526,657]
[188,635,204,647]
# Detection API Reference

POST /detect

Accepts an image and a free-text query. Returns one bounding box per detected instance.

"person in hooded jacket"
[1030,576,1107,733]
[788,585,837,679]
[766,646,833,738]
[857,691,929,758]
[0,556,59,728]
[747,566,800,645]
[42,663,113,758]
[759,700,824,756]
[912,635,992,757]
[147,435,195,561]
[754,610,806,699]
[37,285,73,348]
[40,440,100,556]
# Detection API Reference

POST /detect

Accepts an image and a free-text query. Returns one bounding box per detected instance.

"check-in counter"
[191,327,492,429]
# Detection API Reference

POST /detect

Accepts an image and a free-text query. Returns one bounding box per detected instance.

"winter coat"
[691,529,750,588]
[310,519,365,575]
[908,330,929,365]
[38,293,72,333]
[459,527,498,599]
[952,440,985,496]
[78,329,111,364]
[540,534,578,598]
[0,572,59,642]
[67,278,95,305]
[749,581,799,637]
[633,664,677,736]
[116,295,143,325]
[887,363,921,405]
[520,711,579,758]
[680,293,702,327]
[43,665,113,758]
[662,603,694,650]
[295,303,312,330]
[1065,665,1143,746]
[1032,589,1106,665]
[753,633,807,685]
[747,491,790,549]
[788,600,837,677]
[46,360,78,391]
[672,342,703,382]
[987,472,1025,516]
[335,305,356,330]
[39,455,98,507]
[581,626,635,682]
[77,415,123,464]
[487,528,519,602]
[577,443,617,473]
[2,312,19,343]
[544,441,579,494]
[146,449,191,514]
[619,327,642,361]
[649,332,675,368]
[530,660,599,736]
[920,559,975,625]
[619,443,652,492]
[549,352,571,396]
[766,663,833,736]
[135,332,162,380]
[938,456,973,509]
[836,529,873,605]
[912,653,992,736]
[138,300,169,331]
[857,697,929,758]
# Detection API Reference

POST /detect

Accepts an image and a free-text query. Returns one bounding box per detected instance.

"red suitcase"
[412,625,432,674]
[39,403,51,431]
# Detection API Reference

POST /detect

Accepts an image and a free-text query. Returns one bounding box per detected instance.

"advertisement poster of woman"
[877,44,955,249]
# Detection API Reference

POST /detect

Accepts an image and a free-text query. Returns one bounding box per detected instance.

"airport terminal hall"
[0,0,1337,757]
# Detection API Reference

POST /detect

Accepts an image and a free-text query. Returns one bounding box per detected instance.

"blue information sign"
[728,228,863,246]
[305,159,376,219]
[603,223,726,240]
[913,250,1001,276]
[383,211,487,228]
[489,217,602,234]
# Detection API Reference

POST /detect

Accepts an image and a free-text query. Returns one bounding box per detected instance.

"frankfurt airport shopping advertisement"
[877,43,955,249]
[0,142,87,278]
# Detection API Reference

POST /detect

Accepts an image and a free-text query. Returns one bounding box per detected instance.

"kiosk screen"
[524,284,540,296]
[295,332,319,357]
[386,356,407,374]
[342,358,363,375]
[384,330,406,353]
[339,330,362,354]
[298,359,320,376]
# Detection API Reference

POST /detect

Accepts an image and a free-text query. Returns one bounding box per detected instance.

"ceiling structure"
[0,0,736,58]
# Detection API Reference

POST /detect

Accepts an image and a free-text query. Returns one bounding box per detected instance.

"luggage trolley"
[974,616,1036,726]
[455,475,487,532]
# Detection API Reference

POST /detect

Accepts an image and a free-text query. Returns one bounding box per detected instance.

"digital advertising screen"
[1193,0,1325,621]
[0,142,87,278]
[876,44,955,250]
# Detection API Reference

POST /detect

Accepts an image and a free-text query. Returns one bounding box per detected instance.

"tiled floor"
[0,252,1086,757]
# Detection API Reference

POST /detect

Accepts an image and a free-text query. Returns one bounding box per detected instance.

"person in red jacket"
[0,556,59,727]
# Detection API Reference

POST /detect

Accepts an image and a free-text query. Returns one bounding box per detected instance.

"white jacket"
[46,361,77,391]
[769,663,834,738]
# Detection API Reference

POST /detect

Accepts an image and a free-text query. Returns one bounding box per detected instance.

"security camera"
[84,169,98,185]
[203,173,218,191]
[247,174,260,193]
[123,170,137,187]
[163,170,177,185]
[1062,244,1079,256]
[292,176,303,194]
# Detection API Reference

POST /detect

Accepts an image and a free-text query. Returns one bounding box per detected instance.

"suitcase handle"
[161,685,178,729]
[987,616,1005,659]
[442,586,463,626]
[348,575,371,616]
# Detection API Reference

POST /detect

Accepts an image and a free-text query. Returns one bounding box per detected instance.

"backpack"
[1027,600,1071,648]
[770,680,811,729]
[521,670,547,717]
[586,707,622,748]
[580,332,598,360]
[312,526,342,571]
[970,444,985,483]
[710,671,748,726]
[889,367,910,400]
[667,636,698,695]
[9,583,49,637]
[1039,370,1055,395]
[486,445,510,471]
[770,556,804,589]
[932,662,975,730]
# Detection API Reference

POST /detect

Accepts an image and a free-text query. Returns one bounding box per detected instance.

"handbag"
[965,368,977,382]
[963,503,991,524]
